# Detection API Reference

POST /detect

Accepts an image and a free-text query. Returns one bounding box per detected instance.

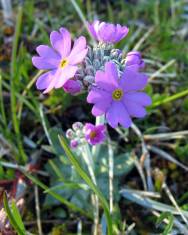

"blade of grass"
[0,71,7,129]
[10,5,27,163]
[151,88,188,108]
[3,193,26,235]
[156,212,174,235]
[149,59,176,81]
[58,135,113,235]
[70,0,96,45]
[153,210,188,234]
[39,104,65,179]
[2,80,39,117]
[17,70,43,120]
[11,200,27,233]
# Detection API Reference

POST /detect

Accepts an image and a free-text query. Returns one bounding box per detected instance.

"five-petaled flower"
[87,62,152,128]
[32,27,88,93]
[88,20,129,44]
[84,123,106,145]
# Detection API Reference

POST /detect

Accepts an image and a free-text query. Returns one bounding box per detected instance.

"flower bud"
[110,49,122,58]
[63,80,82,95]
[66,129,74,139]
[72,122,83,131]
[70,139,79,149]
[125,51,145,70]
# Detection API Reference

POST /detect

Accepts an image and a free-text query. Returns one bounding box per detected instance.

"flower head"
[88,21,129,44]
[125,51,145,71]
[84,123,106,145]
[32,27,88,93]
[87,62,152,128]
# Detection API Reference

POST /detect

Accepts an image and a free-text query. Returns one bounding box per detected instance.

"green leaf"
[156,212,174,235]
[3,193,26,235]
[58,135,113,235]
[114,153,134,176]
[22,171,92,219]
[11,200,26,233]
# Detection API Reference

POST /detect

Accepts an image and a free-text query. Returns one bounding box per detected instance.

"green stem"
[81,144,99,235]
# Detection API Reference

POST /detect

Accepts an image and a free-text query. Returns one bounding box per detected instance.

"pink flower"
[87,62,152,128]
[88,20,129,44]
[84,123,106,145]
[32,27,88,93]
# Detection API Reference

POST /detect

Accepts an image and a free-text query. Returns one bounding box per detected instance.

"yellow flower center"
[112,88,123,101]
[89,131,97,139]
[60,58,68,68]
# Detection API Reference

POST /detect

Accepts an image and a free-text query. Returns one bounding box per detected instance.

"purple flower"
[125,51,145,71]
[87,62,152,128]
[32,27,88,93]
[63,79,82,95]
[70,140,78,149]
[84,123,106,145]
[88,20,129,44]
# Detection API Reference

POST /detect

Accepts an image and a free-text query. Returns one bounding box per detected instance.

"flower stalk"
[80,144,99,235]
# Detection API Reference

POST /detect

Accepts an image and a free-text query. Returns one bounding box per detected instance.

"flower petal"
[124,100,147,118]
[87,88,111,103]
[69,48,88,65]
[36,45,60,59]
[91,99,111,116]
[69,36,87,58]
[43,69,62,94]
[124,92,152,106]
[54,65,77,89]
[32,56,59,69]
[106,102,119,128]
[115,25,129,42]
[87,21,99,40]
[106,101,132,128]
[50,28,71,57]
[36,71,55,90]
[95,62,119,91]
[105,62,119,85]
[121,69,148,92]
[99,23,116,43]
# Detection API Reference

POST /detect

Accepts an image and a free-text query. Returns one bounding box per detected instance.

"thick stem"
[81,144,99,235]
[92,115,105,157]
[108,140,114,213]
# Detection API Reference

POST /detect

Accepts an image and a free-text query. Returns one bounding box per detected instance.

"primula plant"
[32,21,152,234]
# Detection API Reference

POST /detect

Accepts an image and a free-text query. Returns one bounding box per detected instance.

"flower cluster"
[32,20,152,145]
[66,122,106,148]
